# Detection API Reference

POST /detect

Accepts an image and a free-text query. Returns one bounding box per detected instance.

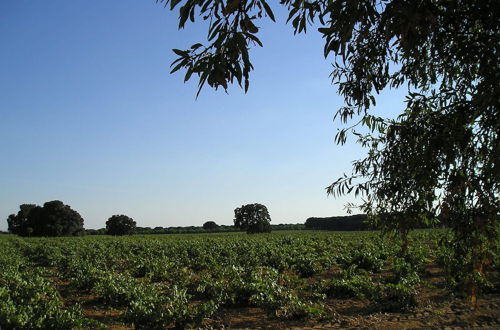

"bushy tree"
[31,201,85,237]
[203,221,219,231]
[160,0,499,303]
[106,215,136,236]
[6,201,84,237]
[7,204,37,236]
[234,203,271,234]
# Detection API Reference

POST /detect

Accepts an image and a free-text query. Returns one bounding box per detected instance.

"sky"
[0,1,406,230]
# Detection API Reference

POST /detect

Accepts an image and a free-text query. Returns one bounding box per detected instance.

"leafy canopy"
[203,221,219,231]
[106,214,137,236]
[234,203,272,234]
[7,204,37,236]
[161,0,499,300]
[7,201,85,237]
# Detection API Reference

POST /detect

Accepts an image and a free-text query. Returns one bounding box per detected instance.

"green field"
[1,230,498,329]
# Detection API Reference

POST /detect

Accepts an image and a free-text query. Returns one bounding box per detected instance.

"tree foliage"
[305,214,369,231]
[203,221,219,231]
[234,203,271,234]
[106,215,137,236]
[160,0,499,302]
[7,201,84,237]
[7,204,37,236]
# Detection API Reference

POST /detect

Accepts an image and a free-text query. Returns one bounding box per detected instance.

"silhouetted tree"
[106,214,136,236]
[32,201,84,237]
[7,204,37,236]
[305,215,369,231]
[234,203,271,234]
[202,221,219,231]
[7,201,84,237]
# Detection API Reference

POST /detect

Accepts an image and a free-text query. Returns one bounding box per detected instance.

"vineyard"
[1,230,498,329]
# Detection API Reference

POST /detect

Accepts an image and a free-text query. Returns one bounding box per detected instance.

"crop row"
[1,230,490,329]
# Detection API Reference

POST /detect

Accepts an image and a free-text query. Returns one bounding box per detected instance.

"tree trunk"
[467,215,488,306]
[467,248,484,306]
[400,224,409,257]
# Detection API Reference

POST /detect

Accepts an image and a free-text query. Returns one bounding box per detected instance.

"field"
[1,230,498,329]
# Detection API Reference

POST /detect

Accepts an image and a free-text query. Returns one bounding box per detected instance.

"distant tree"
[85,229,98,235]
[135,226,154,235]
[270,223,305,231]
[305,215,369,231]
[203,221,219,231]
[6,204,37,236]
[31,201,85,237]
[106,215,136,236]
[7,201,84,237]
[234,203,271,234]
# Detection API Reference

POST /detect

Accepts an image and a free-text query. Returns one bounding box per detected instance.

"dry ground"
[50,262,500,329]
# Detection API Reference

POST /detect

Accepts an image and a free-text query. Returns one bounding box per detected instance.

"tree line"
[6,201,447,237]
[5,201,311,236]
[305,214,447,231]
[305,215,370,231]
[6,201,136,237]
[9,201,417,237]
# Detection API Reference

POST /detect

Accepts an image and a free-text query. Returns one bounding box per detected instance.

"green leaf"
[244,18,259,34]
[172,49,188,56]
[208,22,222,41]
[244,33,263,47]
[179,5,190,28]
[261,0,275,22]
[223,0,241,15]
[287,7,299,24]
[170,58,188,74]
[184,67,194,82]
[170,0,183,10]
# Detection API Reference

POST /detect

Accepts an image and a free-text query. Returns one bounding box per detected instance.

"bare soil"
[52,264,499,329]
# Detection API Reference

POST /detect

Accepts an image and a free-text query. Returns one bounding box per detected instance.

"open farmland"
[1,230,498,329]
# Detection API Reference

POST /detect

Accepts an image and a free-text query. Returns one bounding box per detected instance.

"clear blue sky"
[0,0,405,230]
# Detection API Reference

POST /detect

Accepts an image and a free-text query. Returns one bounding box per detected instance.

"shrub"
[371,283,418,312]
[0,269,99,329]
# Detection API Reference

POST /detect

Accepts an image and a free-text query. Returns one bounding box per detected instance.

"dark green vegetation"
[106,215,137,236]
[234,203,272,233]
[162,0,499,303]
[87,223,305,235]
[305,214,370,231]
[305,214,445,231]
[5,201,306,237]
[0,231,498,329]
[7,201,84,237]
[202,221,219,231]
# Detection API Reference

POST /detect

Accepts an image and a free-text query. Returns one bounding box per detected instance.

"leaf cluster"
[234,203,272,233]
[7,201,84,237]
[106,214,136,236]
